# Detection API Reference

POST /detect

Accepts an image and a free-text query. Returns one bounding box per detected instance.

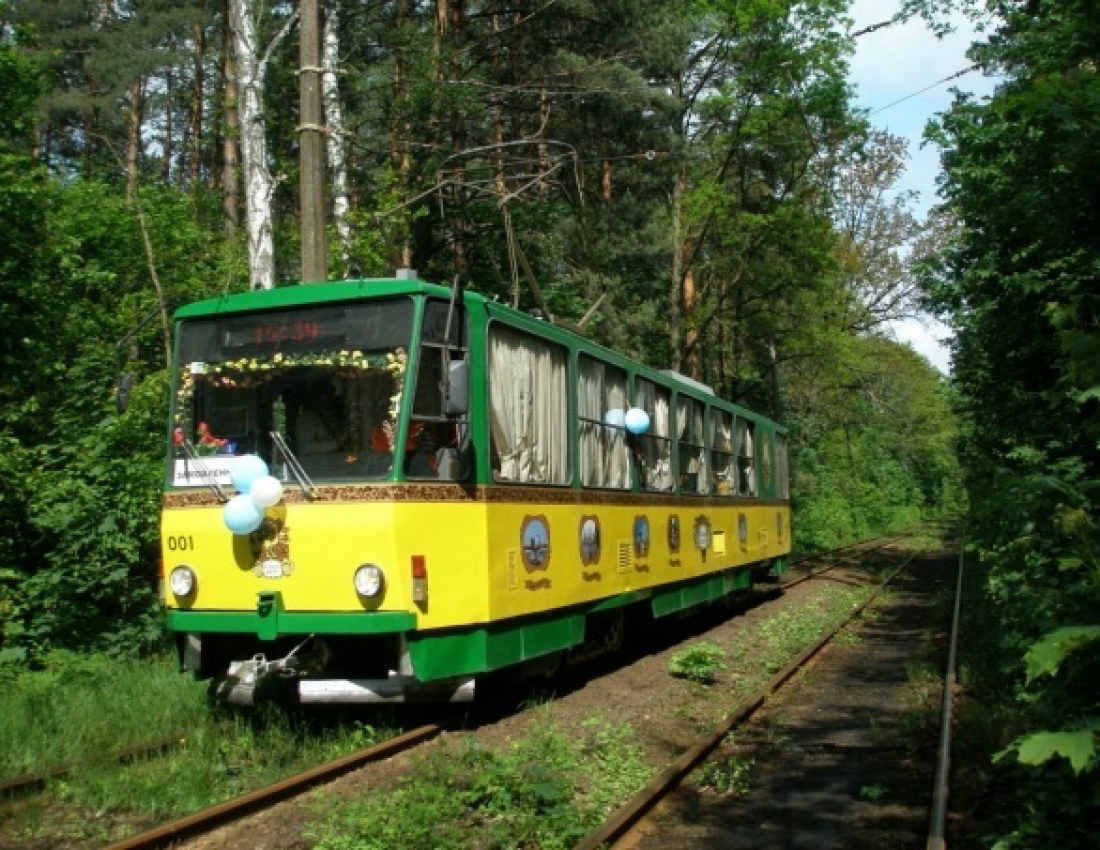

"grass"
[305,711,653,850]
[696,754,754,795]
[0,651,397,843]
[669,641,726,684]
[727,585,873,698]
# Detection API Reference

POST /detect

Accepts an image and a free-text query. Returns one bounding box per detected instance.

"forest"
[0,0,1096,845]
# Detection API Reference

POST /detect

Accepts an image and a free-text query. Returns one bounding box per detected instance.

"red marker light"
[411,556,428,603]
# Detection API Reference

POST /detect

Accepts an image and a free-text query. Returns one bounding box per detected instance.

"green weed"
[669,642,727,684]
[697,755,754,795]
[306,714,652,850]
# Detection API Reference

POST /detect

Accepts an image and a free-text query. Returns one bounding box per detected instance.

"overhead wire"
[868,65,981,115]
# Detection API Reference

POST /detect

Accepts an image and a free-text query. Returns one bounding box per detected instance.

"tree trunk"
[229,0,282,290]
[125,79,144,204]
[323,1,351,273]
[670,163,686,372]
[188,17,206,187]
[222,2,240,236]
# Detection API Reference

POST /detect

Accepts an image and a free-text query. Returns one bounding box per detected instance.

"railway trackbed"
[591,541,960,849]
[1,533,943,849]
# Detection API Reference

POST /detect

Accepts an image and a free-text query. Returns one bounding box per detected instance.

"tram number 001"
[166,535,195,552]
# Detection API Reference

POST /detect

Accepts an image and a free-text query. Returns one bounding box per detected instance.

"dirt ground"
[180,543,952,850]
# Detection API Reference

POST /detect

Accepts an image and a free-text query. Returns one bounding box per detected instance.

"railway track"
[2,532,930,849]
[578,535,961,849]
[105,725,444,850]
[574,552,919,849]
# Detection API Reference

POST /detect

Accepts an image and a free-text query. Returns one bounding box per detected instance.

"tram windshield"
[170,299,420,485]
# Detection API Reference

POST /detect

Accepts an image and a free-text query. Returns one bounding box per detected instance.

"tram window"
[171,300,415,486]
[488,324,569,484]
[710,409,736,496]
[635,379,672,492]
[578,356,629,489]
[737,419,757,496]
[677,396,708,495]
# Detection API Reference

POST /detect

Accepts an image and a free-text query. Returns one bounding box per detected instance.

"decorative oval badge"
[633,515,650,558]
[693,516,712,552]
[521,515,551,571]
[668,515,681,554]
[580,515,601,566]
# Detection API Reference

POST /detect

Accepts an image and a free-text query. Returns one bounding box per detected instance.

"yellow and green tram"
[161,274,791,704]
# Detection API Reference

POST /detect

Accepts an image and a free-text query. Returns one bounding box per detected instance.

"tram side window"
[488,324,569,484]
[578,356,630,489]
[677,396,708,495]
[710,409,736,496]
[776,434,790,499]
[737,419,757,496]
[635,378,672,492]
[407,300,470,480]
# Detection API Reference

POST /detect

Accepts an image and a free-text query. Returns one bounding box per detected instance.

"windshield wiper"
[270,430,317,499]
[179,440,228,502]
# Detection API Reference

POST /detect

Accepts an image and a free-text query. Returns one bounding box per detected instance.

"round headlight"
[353,564,386,599]
[169,565,196,598]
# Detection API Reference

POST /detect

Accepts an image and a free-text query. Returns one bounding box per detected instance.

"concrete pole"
[300,0,327,283]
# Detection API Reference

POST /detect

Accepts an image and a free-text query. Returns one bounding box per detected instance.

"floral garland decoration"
[173,349,402,446]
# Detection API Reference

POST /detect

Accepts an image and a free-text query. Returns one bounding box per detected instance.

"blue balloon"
[604,408,626,428]
[229,454,268,493]
[625,407,651,435]
[223,493,264,535]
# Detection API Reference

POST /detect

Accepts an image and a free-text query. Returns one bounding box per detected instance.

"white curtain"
[691,401,708,494]
[579,358,628,488]
[639,381,672,491]
[712,411,734,495]
[578,360,602,485]
[489,327,568,483]
[737,419,756,496]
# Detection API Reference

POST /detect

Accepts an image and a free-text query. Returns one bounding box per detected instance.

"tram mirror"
[116,372,135,414]
[444,360,469,416]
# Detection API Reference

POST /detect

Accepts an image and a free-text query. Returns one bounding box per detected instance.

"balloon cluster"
[222,455,284,535]
[604,407,651,435]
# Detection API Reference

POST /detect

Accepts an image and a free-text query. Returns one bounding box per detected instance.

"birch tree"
[228,0,296,290]
[323,1,351,271]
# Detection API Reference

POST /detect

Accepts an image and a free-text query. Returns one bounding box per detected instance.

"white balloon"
[249,475,284,508]
[229,454,268,493]
[604,408,626,428]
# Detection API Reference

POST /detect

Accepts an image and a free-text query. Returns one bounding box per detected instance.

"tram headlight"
[353,563,386,599]
[168,565,197,598]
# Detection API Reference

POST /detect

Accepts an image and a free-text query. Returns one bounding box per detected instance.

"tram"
[161,273,791,704]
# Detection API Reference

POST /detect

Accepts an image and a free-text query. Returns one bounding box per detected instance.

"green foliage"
[923,0,1100,843]
[1002,724,1099,776]
[1,173,231,660]
[669,642,728,684]
[0,0,966,668]
[696,754,754,795]
[1025,626,1100,683]
[306,715,651,850]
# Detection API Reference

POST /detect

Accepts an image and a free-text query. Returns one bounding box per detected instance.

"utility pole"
[300,0,327,283]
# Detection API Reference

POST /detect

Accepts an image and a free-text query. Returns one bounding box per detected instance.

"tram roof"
[173,276,782,429]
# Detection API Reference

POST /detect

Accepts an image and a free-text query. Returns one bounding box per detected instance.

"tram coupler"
[215,652,300,706]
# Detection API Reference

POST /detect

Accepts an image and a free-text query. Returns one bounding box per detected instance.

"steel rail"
[0,734,188,798]
[104,724,444,850]
[574,551,917,850]
[782,534,909,591]
[927,542,965,850]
